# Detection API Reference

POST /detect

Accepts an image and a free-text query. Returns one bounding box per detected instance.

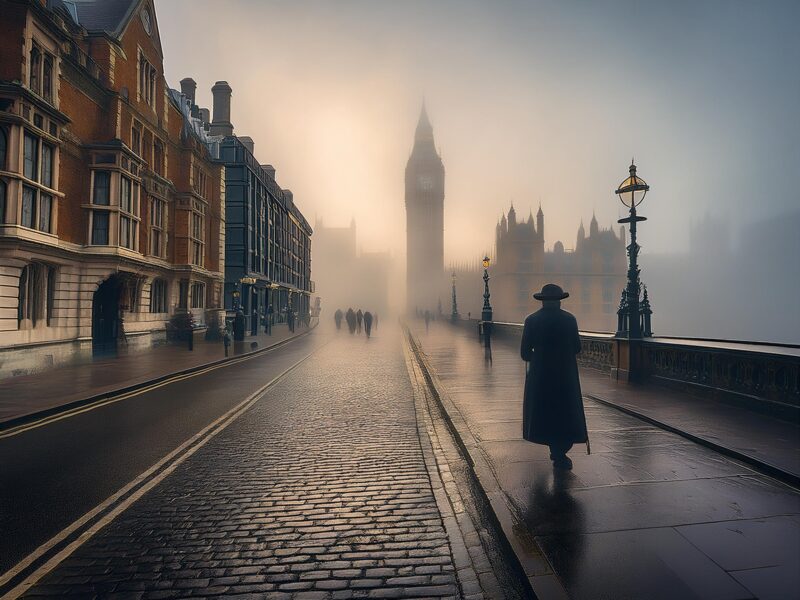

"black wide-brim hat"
[533,283,569,301]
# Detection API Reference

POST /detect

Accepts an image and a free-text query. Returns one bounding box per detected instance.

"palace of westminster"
[405,107,626,332]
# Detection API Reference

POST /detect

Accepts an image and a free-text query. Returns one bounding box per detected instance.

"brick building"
[0,0,225,374]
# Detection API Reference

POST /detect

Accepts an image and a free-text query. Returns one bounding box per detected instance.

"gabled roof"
[60,0,140,37]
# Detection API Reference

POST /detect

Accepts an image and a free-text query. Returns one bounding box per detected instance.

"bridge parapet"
[482,320,800,419]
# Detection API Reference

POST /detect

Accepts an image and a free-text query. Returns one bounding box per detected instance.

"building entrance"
[92,275,123,354]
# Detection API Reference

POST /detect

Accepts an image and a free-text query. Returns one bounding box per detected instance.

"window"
[190,211,204,266]
[138,50,157,108]
[39,194,52,232]
[17,263,54,328]
[24,133,38,180]
[149,278,167,313]
[0,127,7,169]
[93,171,110,205]
[46,266,56,325]
[119,176,138,250]
[190,282,205,309]
[131,123,141,156]
[29,46,41,95]
[41,144,53,188]
[22,186,36,228]
[43,55,53,103]
[0,181,5,223]
[91,211,109,245]
[149,197,165,257]
[153,139,164,177]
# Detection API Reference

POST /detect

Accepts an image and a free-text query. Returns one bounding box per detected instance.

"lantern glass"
[482,256,491,269]
[615,164,649,209]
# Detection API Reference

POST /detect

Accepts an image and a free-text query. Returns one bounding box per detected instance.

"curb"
[586,393,800,490]
[404,326,570,600]
[0,323,317,434]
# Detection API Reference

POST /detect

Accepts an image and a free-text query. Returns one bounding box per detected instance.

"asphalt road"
[0,330,323,575]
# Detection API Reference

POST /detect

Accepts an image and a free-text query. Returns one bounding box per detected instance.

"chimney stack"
[283,189,293,205]
[210,81,233,137]
[239,136,255,155]
[199,107,210,126]
[179,77,197,106]
[262,164,275,179]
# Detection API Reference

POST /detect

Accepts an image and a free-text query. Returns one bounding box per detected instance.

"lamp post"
[615,160,650,339]
[451,272,459,322]
[481,255,493,347]
[481,256,492,322]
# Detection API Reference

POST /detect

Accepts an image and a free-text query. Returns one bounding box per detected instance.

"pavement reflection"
[412,320,800,600]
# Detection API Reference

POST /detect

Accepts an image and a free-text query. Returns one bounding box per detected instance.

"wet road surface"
[3,324,523,599]
[411,321,800,600]
[0,332,321,575]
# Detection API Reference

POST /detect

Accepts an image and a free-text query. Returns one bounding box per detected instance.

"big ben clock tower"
[405,104,445,313]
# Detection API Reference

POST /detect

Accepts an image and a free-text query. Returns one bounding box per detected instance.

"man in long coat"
[363,311,373,338]
[334,309,343,330]
[520,284,588,470]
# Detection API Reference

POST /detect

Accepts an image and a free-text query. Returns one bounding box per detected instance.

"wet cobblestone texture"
[23,327,468,599]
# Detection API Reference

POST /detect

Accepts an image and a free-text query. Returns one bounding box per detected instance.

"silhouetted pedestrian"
[374,313,379,330]
[356,309,363,333]
[424,310,431,332]
[346,308,357,334]
[520,284,588,471]
[287,306,296,333]
[364,311,373,338]
[265,304,273,335]
[334,309,343,330]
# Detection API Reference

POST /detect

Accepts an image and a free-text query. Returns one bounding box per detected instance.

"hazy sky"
[157,0,799,262]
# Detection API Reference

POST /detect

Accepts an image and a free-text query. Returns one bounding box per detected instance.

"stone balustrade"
[470,320,800,418]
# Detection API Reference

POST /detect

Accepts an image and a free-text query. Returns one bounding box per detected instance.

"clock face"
[418,175,434,191]
[141,9,152,35]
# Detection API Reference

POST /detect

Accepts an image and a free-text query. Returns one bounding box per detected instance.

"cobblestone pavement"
[21,325,477,599]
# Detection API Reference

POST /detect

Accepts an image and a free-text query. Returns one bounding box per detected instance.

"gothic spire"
[415,101,433,142]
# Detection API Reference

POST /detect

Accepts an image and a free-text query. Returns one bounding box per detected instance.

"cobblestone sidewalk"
[22,327,468,599]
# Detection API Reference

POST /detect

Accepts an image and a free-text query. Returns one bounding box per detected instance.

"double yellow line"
[0,332,311,440]
[0,345,320,599]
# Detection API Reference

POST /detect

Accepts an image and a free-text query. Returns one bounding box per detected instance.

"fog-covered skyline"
[155,0,798,263]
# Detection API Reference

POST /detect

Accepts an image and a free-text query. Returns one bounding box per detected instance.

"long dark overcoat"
[520,306,588,445]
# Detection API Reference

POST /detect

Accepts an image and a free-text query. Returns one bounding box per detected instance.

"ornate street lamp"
[615,160,652,338]
[481,256,493,322]
[451,272,459,322]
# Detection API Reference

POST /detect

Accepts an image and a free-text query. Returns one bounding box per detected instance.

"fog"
[157,1,799,343]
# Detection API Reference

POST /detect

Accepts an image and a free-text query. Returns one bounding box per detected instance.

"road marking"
[0,349,317,600]
[0,330,313,440]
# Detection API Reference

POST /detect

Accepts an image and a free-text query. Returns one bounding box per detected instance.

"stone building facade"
[0,0,225,374]
[493,206,626,331]
[451,207,627,332]
[175,78,313,335]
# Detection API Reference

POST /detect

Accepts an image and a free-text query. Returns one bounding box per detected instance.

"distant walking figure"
[334,309,343,330]
[346,308,357,334]
[363,311,373,338]
[520,284,588,471]
[356,309,363,333]
[374,313,379,330]
[287,306,295,333]
[424,310,431,332]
